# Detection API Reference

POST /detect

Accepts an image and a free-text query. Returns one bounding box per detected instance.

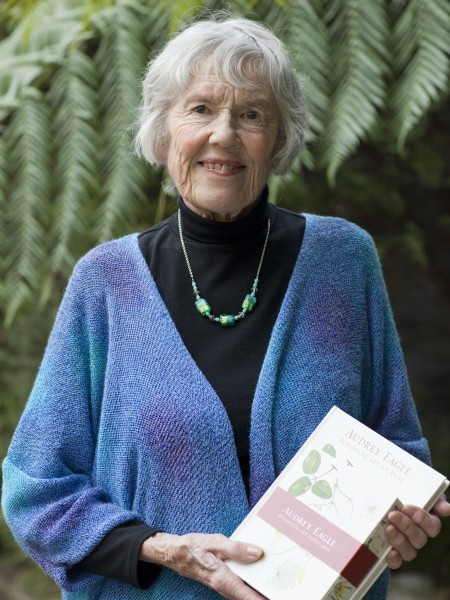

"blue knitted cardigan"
[2,214,430,600]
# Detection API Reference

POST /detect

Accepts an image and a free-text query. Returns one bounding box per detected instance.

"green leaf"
[303,449,321,474]
[312,480,333,499]
[288,476,312,496]
[322,444,336,457]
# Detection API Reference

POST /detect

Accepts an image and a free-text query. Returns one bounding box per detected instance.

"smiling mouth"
[199,162,245,173]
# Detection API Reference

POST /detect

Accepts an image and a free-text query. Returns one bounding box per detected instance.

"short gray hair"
[135,16,307,175]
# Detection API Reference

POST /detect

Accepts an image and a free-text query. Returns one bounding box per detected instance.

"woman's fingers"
[206,534,264,563]
[401,505,442,538]
[430,496,450,518]
[385,522,418,565]
[385,502,446,569]
[385,548,403,570]
[140,532,266,599]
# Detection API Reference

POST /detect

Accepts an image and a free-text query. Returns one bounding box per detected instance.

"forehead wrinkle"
[182,82,274,111]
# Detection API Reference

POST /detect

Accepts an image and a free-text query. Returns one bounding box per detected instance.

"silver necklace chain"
[178,209,271,327]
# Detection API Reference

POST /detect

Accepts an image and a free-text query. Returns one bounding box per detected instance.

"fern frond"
[3,93,53,325]
[320,0,390,184]
[0,1,90,120]
[391,0,450,151]
[48,50,101,274]
[282,0,331,159]
[92,2,161,243]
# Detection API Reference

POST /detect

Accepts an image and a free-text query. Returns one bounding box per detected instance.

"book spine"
[321,498,402,600]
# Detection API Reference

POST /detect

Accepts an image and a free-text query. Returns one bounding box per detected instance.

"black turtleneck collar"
[169,187,274,244]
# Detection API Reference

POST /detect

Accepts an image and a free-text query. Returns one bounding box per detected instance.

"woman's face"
[163,66,279,221]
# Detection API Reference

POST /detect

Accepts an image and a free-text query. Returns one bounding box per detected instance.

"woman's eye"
[193,105,207,114]
[245,111,258,120]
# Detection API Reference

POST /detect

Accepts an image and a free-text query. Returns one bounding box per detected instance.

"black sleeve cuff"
[79,520,163,589]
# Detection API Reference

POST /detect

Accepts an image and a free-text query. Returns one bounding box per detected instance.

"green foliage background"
[0,1,449,597]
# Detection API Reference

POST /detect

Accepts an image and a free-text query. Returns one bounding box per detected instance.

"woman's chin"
[185,190,260,222]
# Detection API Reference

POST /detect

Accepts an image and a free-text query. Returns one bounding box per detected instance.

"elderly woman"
[2,16,448,600]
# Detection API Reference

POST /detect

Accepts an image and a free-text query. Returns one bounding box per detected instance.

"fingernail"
[247,545,263,559]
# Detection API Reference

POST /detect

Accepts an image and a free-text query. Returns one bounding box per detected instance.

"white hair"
[135,16,308,175]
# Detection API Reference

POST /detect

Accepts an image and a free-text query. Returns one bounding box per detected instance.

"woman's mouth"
[198,161,245,174]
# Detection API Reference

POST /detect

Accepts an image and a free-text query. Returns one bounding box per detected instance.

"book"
[228,406,449,600]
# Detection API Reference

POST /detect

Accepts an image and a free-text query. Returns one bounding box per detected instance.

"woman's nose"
[209,112,239,147]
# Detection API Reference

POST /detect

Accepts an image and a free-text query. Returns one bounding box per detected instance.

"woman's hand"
[385,495,450,569]
[140,532,266,599]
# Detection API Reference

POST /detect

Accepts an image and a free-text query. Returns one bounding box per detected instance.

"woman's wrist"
[139,531,178,565]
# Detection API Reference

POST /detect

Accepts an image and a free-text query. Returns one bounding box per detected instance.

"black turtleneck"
[79,189,305,588]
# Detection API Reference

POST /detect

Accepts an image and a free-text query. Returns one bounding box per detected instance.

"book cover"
[228,406,449,600]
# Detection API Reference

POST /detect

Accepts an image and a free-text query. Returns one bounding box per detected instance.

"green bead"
[219,314,236,327]
[242,294,257,312]
[195,298,211,316]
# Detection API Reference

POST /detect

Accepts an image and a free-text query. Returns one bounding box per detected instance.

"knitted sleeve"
[361,233,430,465]
[1,258,143,592]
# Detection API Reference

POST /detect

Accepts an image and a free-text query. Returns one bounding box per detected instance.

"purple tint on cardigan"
[29,485,110,540]
[34,494,82,531]
[143,398,193,483]
[306,282,358,352]
[88,244,147,308]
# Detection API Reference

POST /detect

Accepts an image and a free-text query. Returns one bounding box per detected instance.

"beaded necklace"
[178,209,271,327]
